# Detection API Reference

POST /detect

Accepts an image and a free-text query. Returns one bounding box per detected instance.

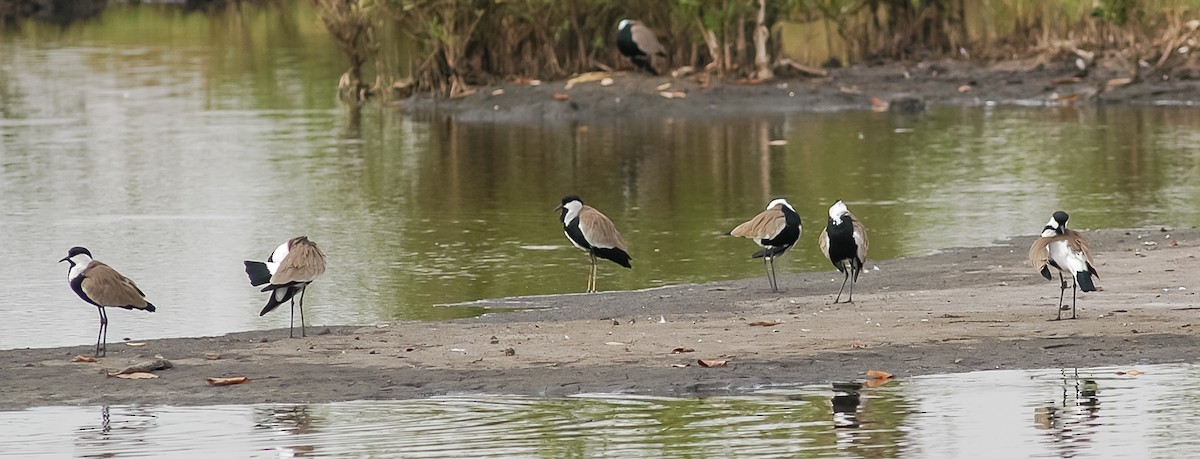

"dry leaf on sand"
[670,347,695,354]
[111,372,158,379]
[866,370,893,380]
[71,355,96,363]
[748,320,782,327]
[698,359,728,368]
[206,377,250,386]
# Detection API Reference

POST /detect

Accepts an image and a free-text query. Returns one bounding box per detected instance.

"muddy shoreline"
[3,227,1198,410]
[400,59,1200,122]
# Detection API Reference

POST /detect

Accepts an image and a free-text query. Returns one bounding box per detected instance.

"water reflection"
[5,364,1197,457]
[5,2,1200,350]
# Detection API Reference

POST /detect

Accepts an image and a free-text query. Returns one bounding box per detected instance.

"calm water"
[3,364,1196,457]
[4,2,1200,350]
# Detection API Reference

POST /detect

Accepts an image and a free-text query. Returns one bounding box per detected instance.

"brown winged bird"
[819,200,869,303]
[616,19,666,75]
[244,236,326,337]
[60,247,156,357]
[729,198,802,292]
[557,195,631,293]
[1029,211,1098,320]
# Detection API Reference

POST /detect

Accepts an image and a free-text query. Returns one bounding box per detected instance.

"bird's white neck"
[66,254,92,281]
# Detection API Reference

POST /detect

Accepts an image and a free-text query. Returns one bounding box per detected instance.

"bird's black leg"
[95,307,108,357]
[588,252,597,293]
[1071,279,1077,320]
[769,256,779,292]
[1056,271,1066,321]
[835,266,849,303]
[289,296,296,338]
[298,286,308,337]
[847,266,857,304]
[762,256,773,292]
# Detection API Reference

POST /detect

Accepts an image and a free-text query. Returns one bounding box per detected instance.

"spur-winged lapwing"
[616,19,666,75]
[729,198,802,292]
[557,195,631,293]
[244,236,326,337]
[819,200,869,303]
[1028,211,1098,320]
[59,247,156,357]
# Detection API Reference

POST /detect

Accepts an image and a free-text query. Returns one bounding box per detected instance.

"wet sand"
[3,227,1197,410]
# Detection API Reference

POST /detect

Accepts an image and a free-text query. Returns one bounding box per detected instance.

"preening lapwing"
[819,200,869,303]
[1028,211,1098,320]
[59,247,156,357]
[244,236,326,337]
[729,198,802,292]
[557,195,631,293]
[616,19,666,75]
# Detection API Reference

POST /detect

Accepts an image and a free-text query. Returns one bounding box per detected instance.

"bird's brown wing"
[271,240,327,285]
[730,208,786,241]
[1064,228,1096,265]
[81,261,151,309]
[818,228,831,260]
[632,23,665,56]
[851,212,869,262]
[579,206,628,251]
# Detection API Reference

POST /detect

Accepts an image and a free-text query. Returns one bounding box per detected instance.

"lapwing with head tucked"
[616,19,666,75]
[1029,211,1098,320]
[729,198,802,292]
[244,236,326,337]
[819,200,869,303]
[557,195,631,293]
[59,247,156,357]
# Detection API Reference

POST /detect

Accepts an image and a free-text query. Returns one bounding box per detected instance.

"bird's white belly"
[1048,240,1089,273]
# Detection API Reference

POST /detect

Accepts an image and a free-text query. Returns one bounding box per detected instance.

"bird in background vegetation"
[1029,211,1098,320]
[60,247,156,357]
[819,200,869,303]
[616,19,666,75]
[557,195,632,293]
[729,198,802,292]
[244,236,327,337]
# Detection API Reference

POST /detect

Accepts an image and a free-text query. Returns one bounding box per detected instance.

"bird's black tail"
[260,287,297,316]
[1076,272,1097,292]
[244,261,272,287]
[632,57,659,75]
[144,302,156,313]
[594,247,632,268]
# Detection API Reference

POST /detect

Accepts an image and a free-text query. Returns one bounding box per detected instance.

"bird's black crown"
[1052,211,1069,224]
[561,195,582,205]
[66,246,92,258]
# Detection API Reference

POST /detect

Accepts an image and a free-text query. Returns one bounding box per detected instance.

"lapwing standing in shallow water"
[244,236,326,337]
[557,195,632,293]
[819,200,869,303]
[59,247,156,357]
[616,19,666,75]
[1028,211,1098,320]
[729,198,802,292]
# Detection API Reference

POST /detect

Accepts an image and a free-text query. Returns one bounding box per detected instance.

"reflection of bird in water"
[1034,369,1101,453]
[254,405,319,456]
[831,382,863,429]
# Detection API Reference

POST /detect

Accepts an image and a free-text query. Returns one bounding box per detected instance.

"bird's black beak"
[58,256,69,263]
[553,205,563,213]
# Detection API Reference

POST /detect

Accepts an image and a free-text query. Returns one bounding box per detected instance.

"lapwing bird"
[557,195,631,293]
[59,247,156,357]
[616,19,666,75]
[1028,211,1098,320]
[819,200,869,303]
[728,198,802,292]
[244,236,326,338]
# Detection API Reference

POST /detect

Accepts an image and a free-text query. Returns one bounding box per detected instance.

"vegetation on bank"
[304,0,1200,101]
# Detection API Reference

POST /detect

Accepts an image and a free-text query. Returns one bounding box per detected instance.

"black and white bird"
[819,200,869,303]
[616,19,666,75]
[729,198,802,292]
[557,195,631,293]
[59,247,156,357]
[244,236,327,338]
[1028,211,1098,320]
